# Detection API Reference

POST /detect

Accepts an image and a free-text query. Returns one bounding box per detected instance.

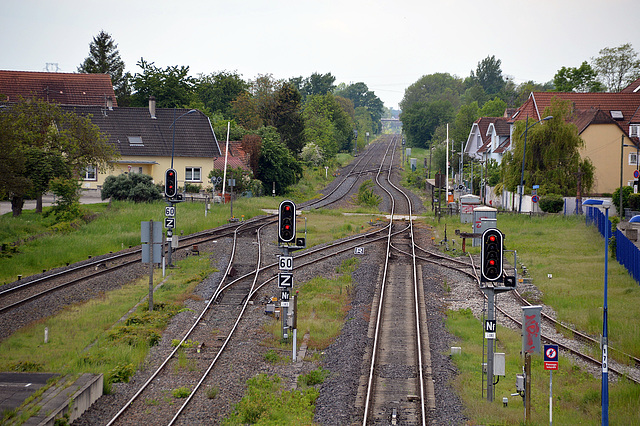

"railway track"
[101,136,427,425]
[5,134,638,424]
[359,135,433,425]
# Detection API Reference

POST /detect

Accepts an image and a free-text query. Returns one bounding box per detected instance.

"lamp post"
[583,198,612,425]
[169,109,197,169]
[518,115,553,213]
[166,108,196,267]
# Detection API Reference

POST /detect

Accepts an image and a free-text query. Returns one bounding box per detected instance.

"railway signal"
[278,200,296,243]
[165,168,177,199]
[481,228,503,282]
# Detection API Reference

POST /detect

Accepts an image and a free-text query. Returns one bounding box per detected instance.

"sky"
[2,0,639,110]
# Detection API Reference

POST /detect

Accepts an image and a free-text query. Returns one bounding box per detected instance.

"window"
[185,167,201,182]
[84,165,97,181]
[630,124,640,138]
[630,152,638,166]
[128,136,143,147]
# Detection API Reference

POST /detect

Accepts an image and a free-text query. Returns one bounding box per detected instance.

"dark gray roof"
[60,106,222,158]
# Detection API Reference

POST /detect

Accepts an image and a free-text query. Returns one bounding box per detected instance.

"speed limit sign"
[279,255,293,271]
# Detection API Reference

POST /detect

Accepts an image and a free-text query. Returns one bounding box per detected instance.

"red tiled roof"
[0,70,116,106]
[513,92,640,138]
[621,77,640,93]
[219,143,250,171]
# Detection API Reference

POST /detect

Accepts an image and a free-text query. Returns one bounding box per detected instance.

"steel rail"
[105,219,254,426]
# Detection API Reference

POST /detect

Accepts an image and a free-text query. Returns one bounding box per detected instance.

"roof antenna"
[45,63,60,72]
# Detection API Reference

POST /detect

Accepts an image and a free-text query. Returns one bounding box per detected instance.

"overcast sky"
[2,0,639,109]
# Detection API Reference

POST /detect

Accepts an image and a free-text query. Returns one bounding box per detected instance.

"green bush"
[612,186,634,214]
[183,183,201,193]
[172,386,191,398]
[101,173,162,203]
[628,193,640,211]
[297,368,328,387]
[355,180,381,207]
[108,363,135,383]
[539,194,564,213]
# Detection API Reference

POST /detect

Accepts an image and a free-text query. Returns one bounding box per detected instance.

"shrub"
[612,185,634,214]
[172,386,191,398]
[297,368,329,387]
[108,363,135,383]
[355,180,381,207]
[539,194,564,213]
[183,183,201,193]
[628,193,640,211]
[101,173,162,202]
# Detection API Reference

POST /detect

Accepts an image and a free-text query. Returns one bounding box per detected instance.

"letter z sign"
[278,273,293,288]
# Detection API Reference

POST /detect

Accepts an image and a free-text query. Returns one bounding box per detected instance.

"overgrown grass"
[0,255,215,391]
[427,212,640,359]
[0,198,267,285]
[223,374,318,425]
[447,308,640,425]
[263,257,359,350]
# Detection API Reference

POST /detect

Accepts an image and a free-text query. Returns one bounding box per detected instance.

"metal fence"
[615,228,640,285]
[586,206,640,285]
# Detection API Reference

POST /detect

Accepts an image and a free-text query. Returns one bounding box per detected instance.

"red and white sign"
[544,344,559,370]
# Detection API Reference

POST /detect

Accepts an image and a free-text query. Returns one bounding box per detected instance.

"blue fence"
[586,206,640,285]
[615,228,640,285]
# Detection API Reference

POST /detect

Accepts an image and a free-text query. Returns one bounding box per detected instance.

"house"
[512,90,640,195]
[0,70,116,106]
[464,116,511,164]
[1,70,251,193]
[62,98,227,191]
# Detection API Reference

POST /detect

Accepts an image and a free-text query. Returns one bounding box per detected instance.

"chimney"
[149,96,157,119]
[106,96,113,111]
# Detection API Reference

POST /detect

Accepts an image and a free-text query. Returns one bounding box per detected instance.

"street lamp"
[583,198,612,425]
[169,109,197,169]
[518,115,553,213]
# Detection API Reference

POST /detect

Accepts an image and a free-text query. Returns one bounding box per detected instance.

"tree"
[501,98,594,197]
[335,82,384,132]
[256,129,302,195]
[195,71,248,118]
[271,83,305,155]
[303,93,353,159]
[130,58,195,108]
[472,55,505,97]
[231,92,262,130]
[553,61,604,92]
[592,43,640,92]
[290,72,336,101]
[479,97,507,117]
[451,101,479,146]
[0,100,117,216]
[78,30,130,105]
[240,134,262,176]
[400,99,454,148]
[400,73,463,112]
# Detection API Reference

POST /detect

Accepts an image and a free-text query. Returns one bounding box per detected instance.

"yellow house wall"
[81,156,218,192]
[580,123,637,195]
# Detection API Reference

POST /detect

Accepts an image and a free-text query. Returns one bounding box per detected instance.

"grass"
[447,308,640,425]
[223,374,318,425]
[263,257,359,350]
[427,212,640,360]
[0,254,215,391]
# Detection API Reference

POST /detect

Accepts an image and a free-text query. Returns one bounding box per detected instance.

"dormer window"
[128,136,143,147]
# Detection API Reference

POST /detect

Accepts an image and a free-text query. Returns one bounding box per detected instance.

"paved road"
[1,192,107,216]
